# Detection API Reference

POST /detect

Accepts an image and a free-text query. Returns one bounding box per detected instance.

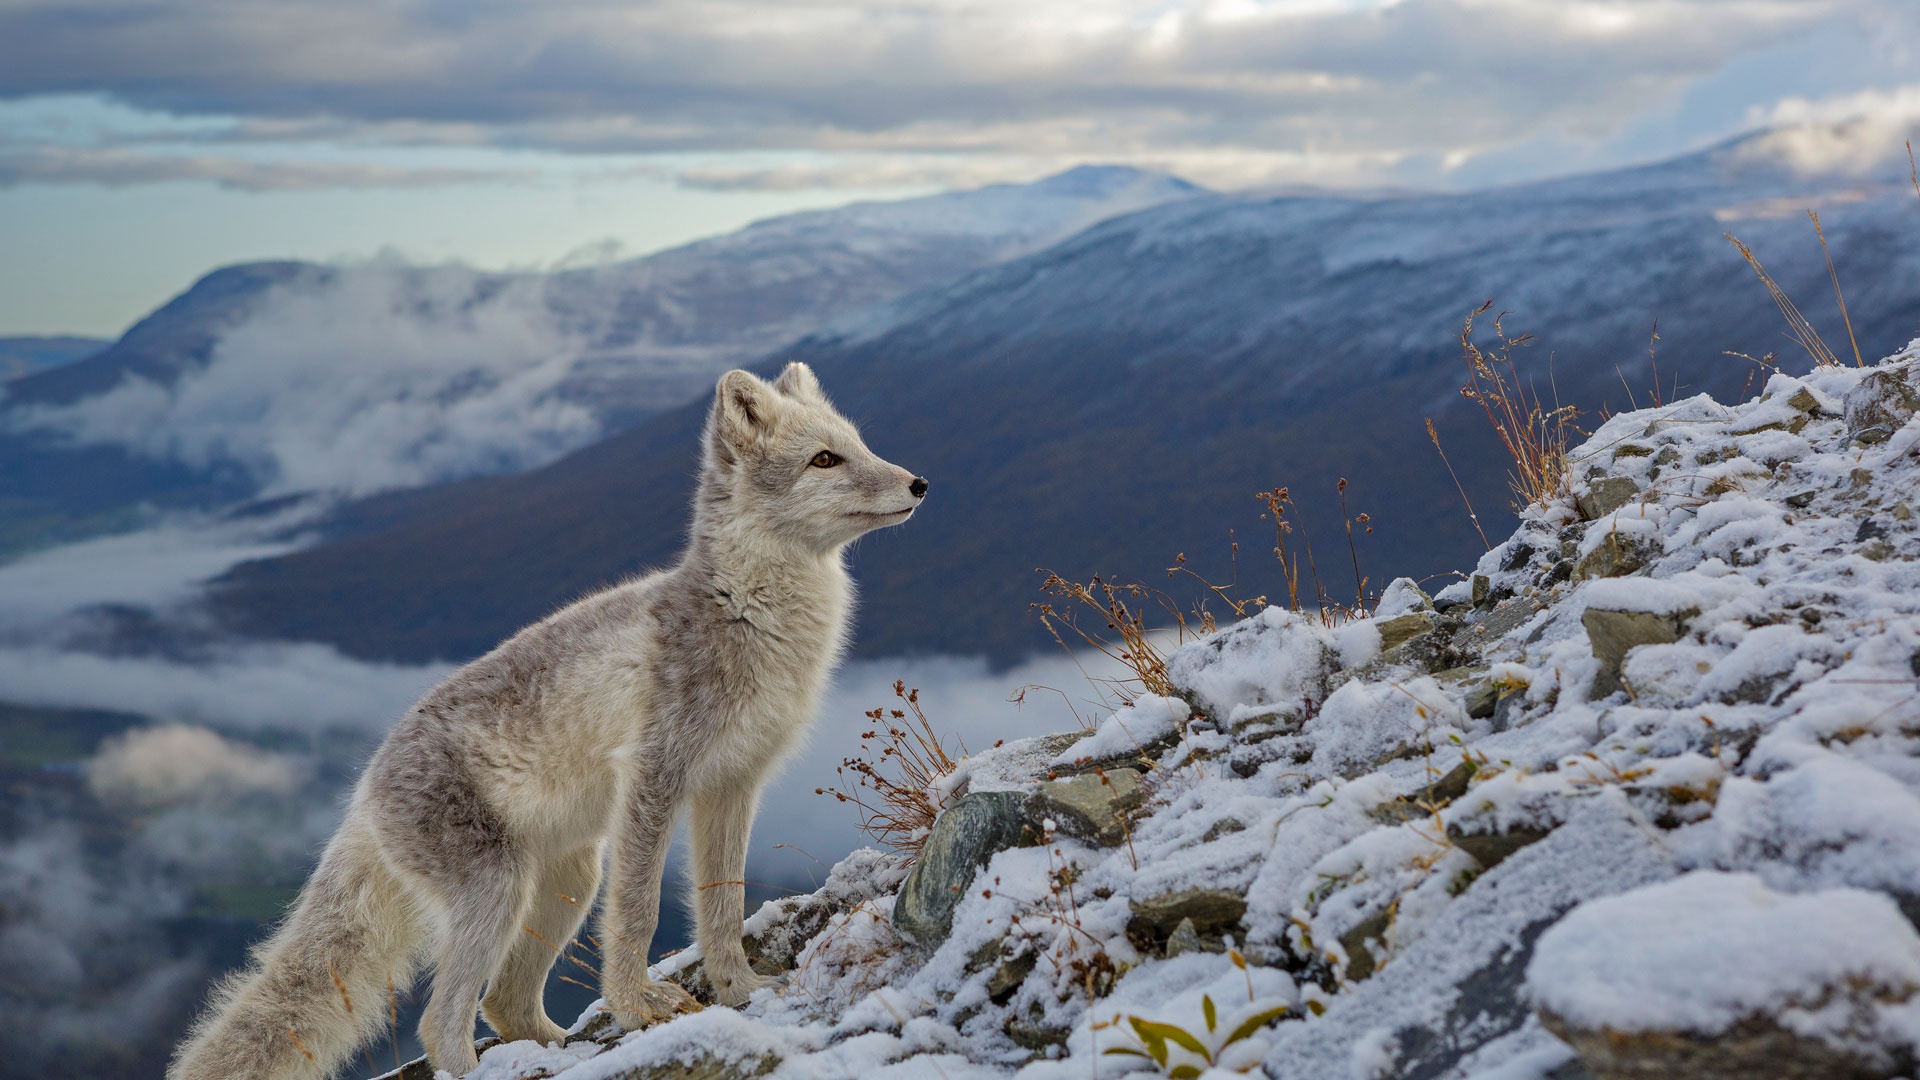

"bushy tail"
[169,823,421,1080]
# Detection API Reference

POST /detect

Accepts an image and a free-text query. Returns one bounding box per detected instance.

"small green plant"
[1099,985,1292,1077]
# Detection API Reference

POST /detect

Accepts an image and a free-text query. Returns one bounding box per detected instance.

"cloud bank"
[8,264,603,497]
[2,1,1915,191]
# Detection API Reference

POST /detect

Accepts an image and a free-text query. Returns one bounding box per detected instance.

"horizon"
[5,0,1919,336]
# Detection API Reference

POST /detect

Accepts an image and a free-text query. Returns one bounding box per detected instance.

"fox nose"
[909,476,929,499]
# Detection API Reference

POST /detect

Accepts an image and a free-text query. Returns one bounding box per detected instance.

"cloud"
[1737,83,1920,175]
[0,641,451,731]
[1,0,1903,190]
[87,723,304,809]
[0,143,534,190]
[8,263,603,497]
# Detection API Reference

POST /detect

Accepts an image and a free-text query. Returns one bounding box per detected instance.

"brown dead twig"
[816,681,965,854]
[1455,300,1580,511]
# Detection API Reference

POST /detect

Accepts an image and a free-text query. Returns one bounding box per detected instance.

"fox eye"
[810,450,842,469]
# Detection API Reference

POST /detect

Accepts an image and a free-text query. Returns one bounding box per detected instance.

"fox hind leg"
[483,844,601,1045]
[417,863,532,1077]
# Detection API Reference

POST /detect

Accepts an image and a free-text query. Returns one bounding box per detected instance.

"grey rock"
[985,948,1037,1004]
[1785,488,1820,508]
[595,1052,780,1080]
[1574,531,1660,581]
[1472,575,1491,607]
[1028,767,1147,847]
[1540,1009,1911,1080]
[1164,916,1205,958]
[1464,681,1498,720]
[1340,908,1394,981]
[1476,597,1547,641]
[1578,476,1642,521]
[893,791,1033,945]
[1845,363,1920,445]
[1006,1014,1072,1052]
[1447,823,1555,869]
[1583,607,1696,697]
[1128,887,1248,938]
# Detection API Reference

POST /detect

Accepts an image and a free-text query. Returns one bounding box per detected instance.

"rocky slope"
[369,346,1920,1079]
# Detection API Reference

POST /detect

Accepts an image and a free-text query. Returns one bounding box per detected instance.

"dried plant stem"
[816,681,964,853]
[1426,418,1490,550]
[1808,210,1863,368]
[1457,300,1578,509]
[1725,232,1844,369]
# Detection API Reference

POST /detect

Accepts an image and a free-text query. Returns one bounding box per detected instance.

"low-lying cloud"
[88,724,305,809]
[8,264,603,497]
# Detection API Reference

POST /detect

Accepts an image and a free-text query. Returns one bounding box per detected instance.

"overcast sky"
[3,0,1918,336]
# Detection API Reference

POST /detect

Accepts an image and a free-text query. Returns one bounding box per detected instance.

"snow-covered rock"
[377,347,1920,1080]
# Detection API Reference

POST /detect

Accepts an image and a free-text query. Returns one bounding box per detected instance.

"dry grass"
[815,681,965,854]
[1724,211,1864,370]
[1455,300,1580,511]
[1034,573,1187,703]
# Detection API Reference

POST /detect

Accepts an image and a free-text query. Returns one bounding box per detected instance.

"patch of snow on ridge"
[362,349,1920,1080]
[1527,871,1920,1043]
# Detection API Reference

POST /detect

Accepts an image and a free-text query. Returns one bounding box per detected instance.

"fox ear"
[773,362,824,401]
[709,369,778,464]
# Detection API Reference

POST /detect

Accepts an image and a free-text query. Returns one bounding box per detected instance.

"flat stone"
[893,791,1032,946]
[1005,1015,1072,1052]
[599,1053,780,1080]
[1578,476,1642,521]
[1448,823,1555,869]
[1377,611,1437,651]
[1128,887,1248,936]
[1583,607,1695,697]
[1540,1009,1908,1080]
[1028,767,1146,847]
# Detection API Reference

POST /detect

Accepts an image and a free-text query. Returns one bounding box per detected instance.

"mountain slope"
[211,131,1920,666]
[0,336,109,382]
[0,168,1198,546]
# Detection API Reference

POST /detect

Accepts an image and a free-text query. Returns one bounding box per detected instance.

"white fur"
[168,363,924,1079]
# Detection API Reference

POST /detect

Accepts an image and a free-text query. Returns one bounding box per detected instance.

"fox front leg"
[601,768,700,1031]
[690,783,778,1006]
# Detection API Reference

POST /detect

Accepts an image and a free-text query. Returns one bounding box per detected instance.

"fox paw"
[611,979,702,1032]
[710,968,780,1008]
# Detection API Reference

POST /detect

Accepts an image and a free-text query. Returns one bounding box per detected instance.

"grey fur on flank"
[168,362,926,1079]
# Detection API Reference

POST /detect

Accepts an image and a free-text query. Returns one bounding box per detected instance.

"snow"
[421,349,1920,1080]
[1526,871,1920,1041]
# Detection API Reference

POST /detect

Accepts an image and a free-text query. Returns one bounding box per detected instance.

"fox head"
[699,362,927,553]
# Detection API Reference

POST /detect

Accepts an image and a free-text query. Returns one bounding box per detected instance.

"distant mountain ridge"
[209,129,1920,665]
[0,336,109,383]
[0,166,1200,546]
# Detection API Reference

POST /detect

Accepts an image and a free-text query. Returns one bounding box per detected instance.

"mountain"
[0,167,1199,546]
[0,336,109,382]
[209,129,1920,666]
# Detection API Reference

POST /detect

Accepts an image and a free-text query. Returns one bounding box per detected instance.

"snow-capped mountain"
[210,127,1920,666]
[0,166,1199,516]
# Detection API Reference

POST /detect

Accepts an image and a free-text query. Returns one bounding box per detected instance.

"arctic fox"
[169,362,927,1080]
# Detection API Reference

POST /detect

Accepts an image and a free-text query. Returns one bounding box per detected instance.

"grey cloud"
[1,1,1909,188]
[0,143,534,189]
